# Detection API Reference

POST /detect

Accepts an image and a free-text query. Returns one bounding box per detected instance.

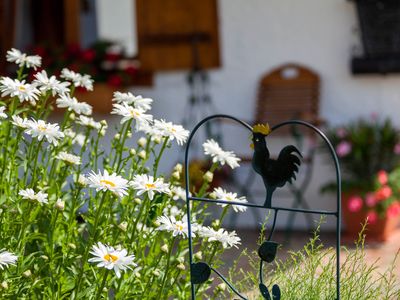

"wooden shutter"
[136,0,220,71]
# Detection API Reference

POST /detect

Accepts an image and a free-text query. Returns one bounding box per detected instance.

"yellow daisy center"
[104,253,118,262]
[130,109,140,118]
[100,179,116,188]
[38,125,47,132]
[226,195,233,201]
[145,183,155,189]
[175,224,183,231]
[18,85,26,92]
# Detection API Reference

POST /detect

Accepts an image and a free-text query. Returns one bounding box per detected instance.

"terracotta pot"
[74,83,124,114]
[342,192,399,242]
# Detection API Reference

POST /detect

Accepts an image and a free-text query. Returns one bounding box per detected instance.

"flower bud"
[78,175,87,186]
[134,198,142,205]
[153,136,162,144]
[130,149,136,156]
[194,251,203,260]
[212,219,220,227]
[114,133,121,140]
[203,171,213,183]
[138,150,147,160]
[69,112,75,120]
[161,244,169,253]
[22,270,32,278]
[177,257,184,263]
[217,283,226,291]
[174,163,183,173]
[68,243,76,250]
[41,255,49,261]
[118,221,128,232]
[152,269,160,276]
[127,131,132,138]
[100,120,108,127]
[1,281,8,289]
[172,171,180,180]
[100,129,106,136]
[55,199,65,211]
[134,271,141,278]
[138,137,147,147]
[177,263,185,270]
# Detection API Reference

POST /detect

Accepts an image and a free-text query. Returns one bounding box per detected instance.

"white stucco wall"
[100,0,400,229]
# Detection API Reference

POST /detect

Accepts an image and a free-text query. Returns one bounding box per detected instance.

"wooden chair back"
[254,63,320,133]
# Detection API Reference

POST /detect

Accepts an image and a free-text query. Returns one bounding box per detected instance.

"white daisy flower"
[171,186,190,201]
[56,94,92,115]
[138,123,163,140]
[112,92,153,111]
[88,242,136,278]
[78,174,88,186]
[11,115,28,128]
[87,170,129,198]
[0,106,7,119]
[25,119,64,146]
[0,250,18,270]
[156,215,191,238]
[73,133,86,146]
[130,174,170,200]
[212,187,247,212]
[111,102,153,129]
[199,227,241,249]
[203,139,240,169]
[153,119,189,146]
[60,68,93,91]
[76,115,102,130]
[0,77,40,104]
[56,151,81,165]
[18,188,48,205]
[33,70,70,96]
[6,48,41,70]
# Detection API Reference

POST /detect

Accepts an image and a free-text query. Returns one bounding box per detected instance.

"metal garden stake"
[185,114,341,299]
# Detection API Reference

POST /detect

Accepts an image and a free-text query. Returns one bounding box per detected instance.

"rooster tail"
[264,186,276,208]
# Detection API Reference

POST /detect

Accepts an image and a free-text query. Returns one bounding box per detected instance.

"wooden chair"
[254,63,321,132]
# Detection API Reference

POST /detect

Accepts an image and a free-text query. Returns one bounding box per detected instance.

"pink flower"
[336,128,347,138]
[377,170,388,186]
[375,185,392,201]
[336,141,352,157]
[366,211,378,224]
[348,196,363,212]
[394,143,400,155]
[387,202,400,219]
[365,193,377,207]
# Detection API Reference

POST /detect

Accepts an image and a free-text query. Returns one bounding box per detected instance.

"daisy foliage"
[0,48,248,299]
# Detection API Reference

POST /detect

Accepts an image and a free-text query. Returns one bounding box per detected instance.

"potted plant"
[325,115,400,241]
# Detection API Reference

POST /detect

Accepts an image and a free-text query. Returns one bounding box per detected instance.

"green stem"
[74,191,108,297]
[157,237,176,299]
[95,269,110,299]
[153,137,169,177]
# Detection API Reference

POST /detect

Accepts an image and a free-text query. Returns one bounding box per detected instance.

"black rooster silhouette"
[251,124,302,208]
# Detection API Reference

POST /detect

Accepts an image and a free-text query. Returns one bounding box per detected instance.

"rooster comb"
[252,123,271,135]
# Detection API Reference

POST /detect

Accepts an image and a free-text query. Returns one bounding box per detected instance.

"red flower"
[387,202,400,218]
[377,170,388,185]
[374,185,392,201]
[81,49,96,62]
[366,211,378,224]
[107,74,123,87]
[365,193,377,207]
[348,196,363,212]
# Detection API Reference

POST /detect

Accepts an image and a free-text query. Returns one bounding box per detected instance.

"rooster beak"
[250,143,254,149]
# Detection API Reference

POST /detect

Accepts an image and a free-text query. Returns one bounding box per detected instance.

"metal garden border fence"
[184,114,341,299]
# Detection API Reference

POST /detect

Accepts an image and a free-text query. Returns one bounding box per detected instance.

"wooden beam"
[63,0,80,45]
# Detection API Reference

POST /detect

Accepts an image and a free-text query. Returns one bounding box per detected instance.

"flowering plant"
[27,41,143,87]
[326,116,400,220]
[0,48,247,299]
